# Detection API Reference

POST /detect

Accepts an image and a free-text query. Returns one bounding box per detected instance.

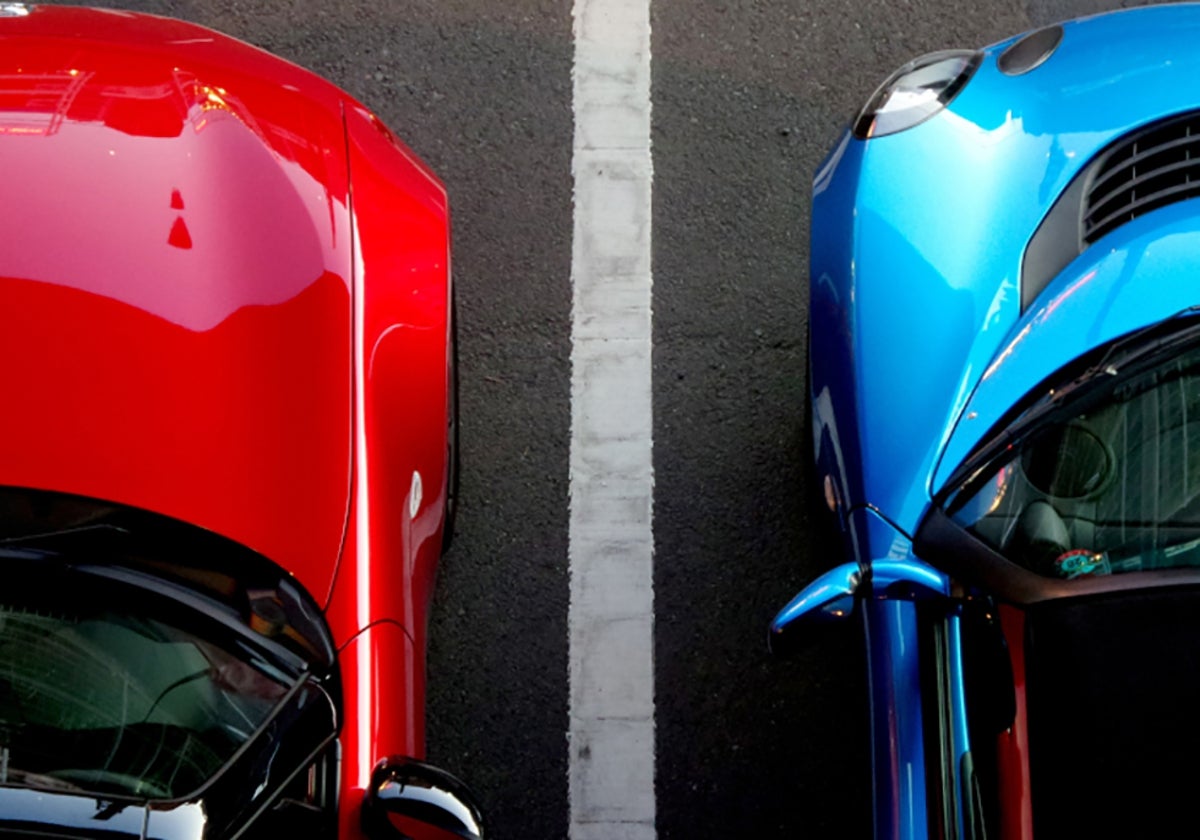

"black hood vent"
[1084,113,1200,245]
[1022,111,1200,313]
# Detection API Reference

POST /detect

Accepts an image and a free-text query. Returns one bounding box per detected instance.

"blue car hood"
[815,3,1200,536]
[933,204,1200,494]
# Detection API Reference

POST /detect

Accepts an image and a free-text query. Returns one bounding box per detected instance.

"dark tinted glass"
[0,572,288,800]
[1024,587,1200,837]
[950,344,1200,579]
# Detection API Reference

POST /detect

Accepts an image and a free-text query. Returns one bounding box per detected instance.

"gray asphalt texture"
[54,0,1164,837]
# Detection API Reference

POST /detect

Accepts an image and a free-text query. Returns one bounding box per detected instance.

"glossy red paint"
[996,605,1033,840]
[0,5,354,605]
[322,98,452,801]
[0,6,454,836]
[324,101,452,653]
[336,619,423,840]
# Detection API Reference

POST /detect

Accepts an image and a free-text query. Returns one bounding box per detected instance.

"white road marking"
[569,0,655,838]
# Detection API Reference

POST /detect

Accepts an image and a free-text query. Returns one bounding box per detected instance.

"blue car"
[773,6,1200,839]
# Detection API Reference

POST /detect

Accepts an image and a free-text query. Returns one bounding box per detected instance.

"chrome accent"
[363,759,485,840]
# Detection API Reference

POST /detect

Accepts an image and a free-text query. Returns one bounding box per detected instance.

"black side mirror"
[362,759,484,840]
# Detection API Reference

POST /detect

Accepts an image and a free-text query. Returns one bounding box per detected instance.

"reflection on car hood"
[0,6,353,604]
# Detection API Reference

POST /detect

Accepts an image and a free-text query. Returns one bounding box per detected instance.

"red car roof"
[0,5,354,604]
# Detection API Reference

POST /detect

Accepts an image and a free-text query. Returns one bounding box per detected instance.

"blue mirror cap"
[870,559,951,601]
[769,562,862,642]
[769,559,954,653]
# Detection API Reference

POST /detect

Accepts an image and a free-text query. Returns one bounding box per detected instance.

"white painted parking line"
[568,0,655,837]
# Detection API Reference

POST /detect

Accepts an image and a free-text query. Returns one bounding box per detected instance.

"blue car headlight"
[853,50,981,139]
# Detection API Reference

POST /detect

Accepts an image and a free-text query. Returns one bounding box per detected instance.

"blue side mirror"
[770,559,951,655]
[768,563,862,655]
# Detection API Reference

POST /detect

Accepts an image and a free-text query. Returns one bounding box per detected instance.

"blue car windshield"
[0,562,290,801]
[950,340,1200,580]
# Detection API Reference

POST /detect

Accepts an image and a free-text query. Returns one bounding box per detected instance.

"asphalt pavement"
[56,0,1164,836]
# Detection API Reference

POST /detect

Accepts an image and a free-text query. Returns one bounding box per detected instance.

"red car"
[0,5,479,838]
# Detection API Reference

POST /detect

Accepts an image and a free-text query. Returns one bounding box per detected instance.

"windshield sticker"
[1054,549,1111,579]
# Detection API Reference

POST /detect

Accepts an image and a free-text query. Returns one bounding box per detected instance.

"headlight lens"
[853,50,981,139]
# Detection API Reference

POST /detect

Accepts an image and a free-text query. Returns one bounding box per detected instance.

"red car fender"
[324,99,452,818]
[336,619,423,840]
[324,100,451,648]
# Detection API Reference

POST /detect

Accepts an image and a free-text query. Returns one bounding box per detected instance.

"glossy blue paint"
[871,559,950,602]
[846,504,951,598]
[769,562,860,637]
[864,597,927,840]
[768,552,950,634]
[933,205,1200,492]
[790,8,1200,839]
[861,552,952,839]
[946,614,971,838]
[811,3,1200,536]
[846,505,913,569]
[772,516,950,838]
[836,514,947,838]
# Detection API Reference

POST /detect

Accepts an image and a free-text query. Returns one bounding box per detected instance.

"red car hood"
[0,6,353,605]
